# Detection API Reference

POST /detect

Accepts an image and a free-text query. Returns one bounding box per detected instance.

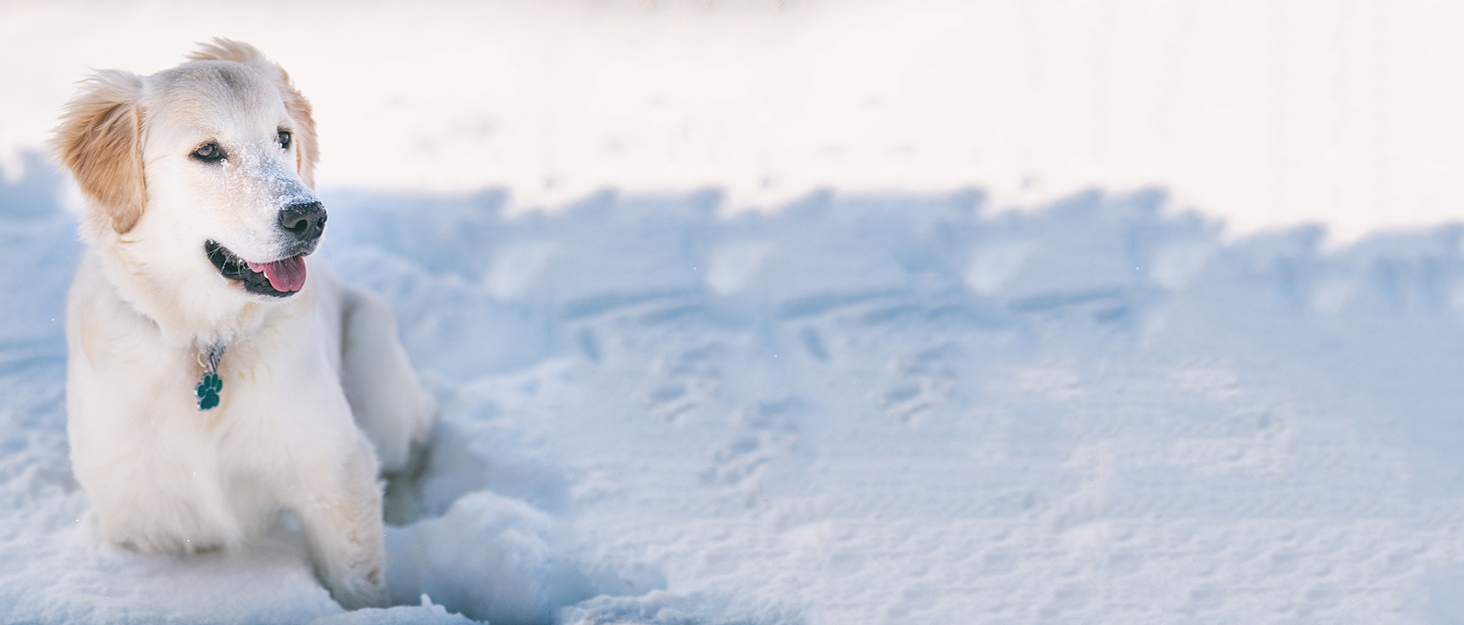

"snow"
[6,1,1464,623]
[7,157,1464,621]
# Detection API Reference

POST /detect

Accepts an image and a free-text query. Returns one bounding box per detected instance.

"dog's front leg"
[292,434,389,610]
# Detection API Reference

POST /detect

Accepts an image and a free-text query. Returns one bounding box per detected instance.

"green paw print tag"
[196,373,223,410]
[195,344,225,411]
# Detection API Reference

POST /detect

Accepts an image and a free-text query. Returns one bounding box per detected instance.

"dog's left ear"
[279,74,320,189]
[52,69,147,235]
[189,38,319,188]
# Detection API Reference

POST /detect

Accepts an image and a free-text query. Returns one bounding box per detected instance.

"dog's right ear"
[52,70,146,235]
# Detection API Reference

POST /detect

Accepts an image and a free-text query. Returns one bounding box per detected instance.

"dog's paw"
[328,564,389,611]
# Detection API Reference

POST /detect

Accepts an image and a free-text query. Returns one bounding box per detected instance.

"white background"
[3,0,1464,242]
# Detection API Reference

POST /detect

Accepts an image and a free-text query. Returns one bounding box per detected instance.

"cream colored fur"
[53,40,436,610]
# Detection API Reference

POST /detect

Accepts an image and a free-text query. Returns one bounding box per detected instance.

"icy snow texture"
[6,156,1464,623]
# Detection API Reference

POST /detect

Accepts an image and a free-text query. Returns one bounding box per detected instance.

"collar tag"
[195,345,224,411]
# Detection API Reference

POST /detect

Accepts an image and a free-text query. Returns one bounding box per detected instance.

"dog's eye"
[278,130,292,150]
[191,142,224,163]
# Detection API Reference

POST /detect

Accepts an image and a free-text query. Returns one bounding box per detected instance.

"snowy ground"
[7,157,1464,623]
[7,1,1464,624]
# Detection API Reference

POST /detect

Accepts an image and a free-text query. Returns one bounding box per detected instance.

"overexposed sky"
[3,0,1463,242]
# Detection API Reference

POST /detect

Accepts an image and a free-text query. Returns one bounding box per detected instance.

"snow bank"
[5,156,1464,623]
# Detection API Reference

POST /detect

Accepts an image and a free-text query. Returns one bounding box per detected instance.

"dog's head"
[54,39,323,300]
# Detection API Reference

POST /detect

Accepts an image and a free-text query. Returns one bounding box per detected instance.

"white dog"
[53,40,436,609]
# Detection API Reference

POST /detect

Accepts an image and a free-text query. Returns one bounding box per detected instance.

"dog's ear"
[52,69,146,235]
[189,38,320,188]
[279,73,319,189]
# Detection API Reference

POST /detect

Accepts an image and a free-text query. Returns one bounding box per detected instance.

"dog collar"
[195,344,225,411]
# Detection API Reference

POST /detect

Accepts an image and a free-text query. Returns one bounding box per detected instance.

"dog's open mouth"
[205,240,308,297]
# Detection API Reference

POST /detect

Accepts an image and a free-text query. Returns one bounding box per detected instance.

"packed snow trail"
[3,156,1464,623]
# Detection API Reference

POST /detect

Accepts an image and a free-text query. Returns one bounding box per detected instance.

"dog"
[52,39,436,609]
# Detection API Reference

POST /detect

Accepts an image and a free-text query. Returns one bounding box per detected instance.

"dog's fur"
[53,40,436,609]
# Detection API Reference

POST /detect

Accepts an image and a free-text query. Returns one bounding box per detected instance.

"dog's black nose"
[279,201,327,242]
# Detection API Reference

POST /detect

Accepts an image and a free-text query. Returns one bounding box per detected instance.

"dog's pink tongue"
[246,256,307,292]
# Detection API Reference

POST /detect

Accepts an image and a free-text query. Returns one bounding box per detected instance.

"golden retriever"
[52,39,436,609]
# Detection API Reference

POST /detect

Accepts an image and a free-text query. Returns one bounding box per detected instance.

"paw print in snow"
[643,344,724,423]
[878,344,957,424]
[702,400,800,490]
